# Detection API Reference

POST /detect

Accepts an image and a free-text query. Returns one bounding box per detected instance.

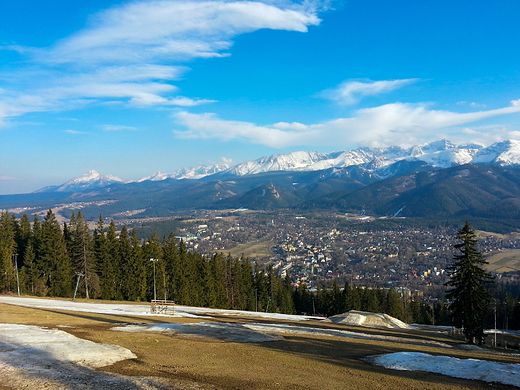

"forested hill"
[1,209,435,322]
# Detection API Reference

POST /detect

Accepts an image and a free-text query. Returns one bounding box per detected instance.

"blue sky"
[2,0,520,194]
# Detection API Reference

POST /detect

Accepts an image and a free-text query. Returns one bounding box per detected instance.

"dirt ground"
[1,301,519,390]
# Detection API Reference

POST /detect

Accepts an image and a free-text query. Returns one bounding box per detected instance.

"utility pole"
[13,254,20,297]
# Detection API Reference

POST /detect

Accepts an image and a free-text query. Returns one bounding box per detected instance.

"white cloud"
[0,1,320,123]
[174,111,322,148]
[0,175,21,181]
[40,1,320,66]
[322,79,418,105]
[101,125,138,132]
[174,100,520,148]
[220,156,233,165]
[64,129,88,134]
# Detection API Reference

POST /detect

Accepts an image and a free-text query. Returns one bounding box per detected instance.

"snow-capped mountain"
[139,162,230,182]
[35,170,126,193]
[33,139,520,193]
[218,139,520,178]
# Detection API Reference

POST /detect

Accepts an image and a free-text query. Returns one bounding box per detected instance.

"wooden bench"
[150,299,175,314]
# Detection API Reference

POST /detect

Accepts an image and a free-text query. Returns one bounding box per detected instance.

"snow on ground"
[0,296,318,321]
[111,321,447,347]
[0,323,136,367]
[326,310,415,329]
[367,352,520,387]
[112,322,283,343]
[0,323,171,390]
[2,296,520,388]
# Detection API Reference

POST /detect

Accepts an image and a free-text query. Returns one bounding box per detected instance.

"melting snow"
[1,297,520,388]
[367,352,520,387]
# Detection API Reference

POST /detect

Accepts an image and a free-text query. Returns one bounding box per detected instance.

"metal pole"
[73,272,84,301]
[494,299,497,347]
[163,270,166,301]
[13,254,20,297]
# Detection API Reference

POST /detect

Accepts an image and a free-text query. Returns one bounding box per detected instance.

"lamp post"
[13,253,20,297]
[150,258,158,301]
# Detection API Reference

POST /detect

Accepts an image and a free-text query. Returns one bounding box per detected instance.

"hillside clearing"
[485,249,520,273]
[1,296,519,390]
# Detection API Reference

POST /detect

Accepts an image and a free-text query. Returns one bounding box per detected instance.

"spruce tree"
[0,211,17,292]
[94,216,117,300]
[40,209,73,297]
[118,225,133,300]
[69,212,98,299]
[445,221,494,344]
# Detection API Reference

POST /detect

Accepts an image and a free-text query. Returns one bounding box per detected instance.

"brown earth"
[1,300,519,390]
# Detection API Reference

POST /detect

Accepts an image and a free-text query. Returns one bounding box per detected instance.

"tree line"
[1,211,519,333]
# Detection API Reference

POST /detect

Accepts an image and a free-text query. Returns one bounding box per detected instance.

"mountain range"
[5,139,520,225]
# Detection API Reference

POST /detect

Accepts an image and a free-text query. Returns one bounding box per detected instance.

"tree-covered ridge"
[3,210,520,330]
[0,210,297,313]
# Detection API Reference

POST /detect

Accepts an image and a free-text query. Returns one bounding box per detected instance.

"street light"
[150,258,158,301]
[12,253,20,297]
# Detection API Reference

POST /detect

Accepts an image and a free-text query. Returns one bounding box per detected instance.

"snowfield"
[1,296,520,388]
[367,352,520,387]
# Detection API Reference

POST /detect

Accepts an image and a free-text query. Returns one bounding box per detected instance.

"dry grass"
[1,299,519,390]
[485,249,520,273]
[225,237,276,259]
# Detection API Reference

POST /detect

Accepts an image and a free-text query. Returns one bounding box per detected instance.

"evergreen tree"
[94,216,118,300]
[385,288,404,320]
[40,209,73,297]
[361,287,380,313]
[205,253,229,308]
[17,214,32,268]
[294,280,312,314]
[445,221,494,344]
[129,229,146,300]
[20,242,38,295]
[118,225,133,300]
[106,220,122,299]
[69,212,98,299]
[163,232,180,302]
[330,279,345,315]
[143,231,164,301]
[0,211,17,292]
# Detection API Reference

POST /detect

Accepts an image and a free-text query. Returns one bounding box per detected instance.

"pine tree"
[163,232,179,302]
[118,225,133,300]
[385,288,404,320]
[40,209,73,297]
[445,221,494,344]
[69,212,98,299]
[20,242,37,294]
[0,211,17,292]
[143,231,164,301]
[94,216,118,300]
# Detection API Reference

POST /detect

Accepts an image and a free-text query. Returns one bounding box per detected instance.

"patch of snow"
[0,296,319,321]
[367,352,520,387]
[0,323,136,368]
[112,322,283,343]
[0,323,149,390]
[326,310,415,329]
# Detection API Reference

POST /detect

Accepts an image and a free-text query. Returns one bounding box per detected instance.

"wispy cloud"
[174,100,520,148]
[322,79,418,105]
[101,125,138,132]
[0,175,21,181]
[0,1,321,124]
[64,129,89,134]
